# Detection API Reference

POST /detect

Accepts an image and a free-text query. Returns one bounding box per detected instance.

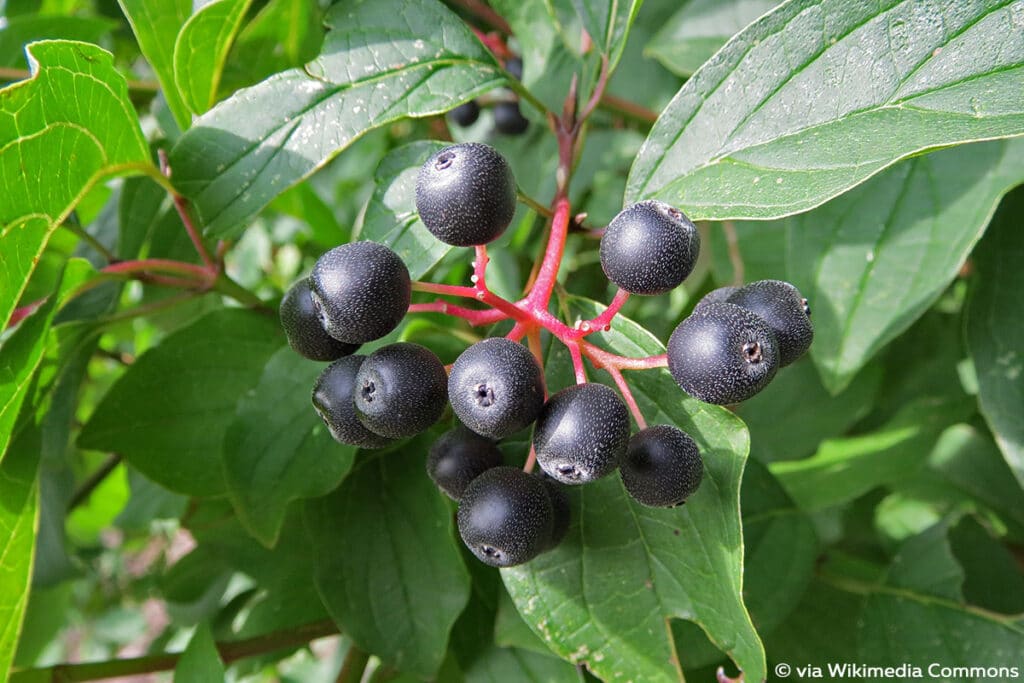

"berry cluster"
[280,141,812,568]
[449,56,529,136]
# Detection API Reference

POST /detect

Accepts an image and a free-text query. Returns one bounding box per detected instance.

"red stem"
[569,289,629,338]
[525,197,571,311]
[7,298,46,328]
[160,149,215,270]
[583,344,668,371]
[103,259,212,282]
[568,342,588,384]
[411,281,480,298]
[523,444,537,474]
[506,321,528,341]
[605,365,647,429]
[407,301,509,326]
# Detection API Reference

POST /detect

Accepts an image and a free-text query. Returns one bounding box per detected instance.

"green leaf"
[503,298,765,682]
[174,625,225,683]
[170,0,504,238]
[305,443,471,678]
[0,40,150,331]
[463,645,581,682]
[0,447,39,683]
[173,0,253,115]
[0,15,115,68]
[966,187,1024,489]
[571,0,643,71]
[782,139,1024,394]
[78,309,285,497]
[223,347,355,547]
[627,0,1024,220]
[886,521,964,601]
[949,516,1024,614]
[117,0,193,131]
[646,0,778,77]
[362,140,451,279]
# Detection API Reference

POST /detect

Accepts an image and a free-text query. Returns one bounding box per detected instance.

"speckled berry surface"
[727,279,813,366]
[667,301,779,405]
[620,425,703,507]
[457,466,554,567]
[280,278,359,361]
[427,426,504,501]
[353,342,449,439]
[309,241,410,344]
[600,200,700,295]
[312,355,394,449]
[538,474,570,550]
[533,383,630,485]
[692,285,739,316]
[449,338,545,439]
[415,143,517,246]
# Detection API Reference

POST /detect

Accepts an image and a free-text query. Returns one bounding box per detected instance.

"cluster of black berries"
[448,57,529,136]
[280,141,811,568]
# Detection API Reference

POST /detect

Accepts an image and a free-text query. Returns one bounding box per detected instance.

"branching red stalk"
[102,259,212,282]
[407,301,509,326]
[569,342,588,384]
[604,365,647,430]
[159,149,216,270]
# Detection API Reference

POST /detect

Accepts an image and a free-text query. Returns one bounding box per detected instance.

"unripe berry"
[415,143,517,247]
[620,425,703,507]
[493,102,529,135]
[533,383,630,485]
[448,338,545,439]
[312,356,394,449]
[667,302,779,405]
[457,466,554,567]
[354,343,449,438]
[600,200,700,295]
[427,426,504,501]
[280,279,359,361]
[449,100,480,127]
[727,279,813,367]
[309,241,410,344]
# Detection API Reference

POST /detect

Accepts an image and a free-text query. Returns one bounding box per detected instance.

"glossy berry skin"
[354,343,449,439]
[493,102,529,135]
[667,302,779,405]
[458,466,554,567]
[449,100,480,127]
[620,425,703,507]
[415,143,517,247]
[727,279,813,367]
[600,200,700,295]
[533,383,630,485]
[449,338,545,439]
[309,241,410,344]
[280,279,359,361]
[427,426,504,501]
[539,475,570,550]
[692,286,739,316]
[312,356,394,449]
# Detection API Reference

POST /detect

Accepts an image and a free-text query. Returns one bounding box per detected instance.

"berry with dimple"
[692,286,739,316]
[427,426,504,501]
[457,466,554,567]
[449,100,480,127]
[727,279,813,367]
[539,474,570,550]
[354,342,449,438]
[599,200,700,295]
[309,241,410,344]
[449,338,545,439]
[533,383,630,485]
[493,102,529,135]
[667,302,779,405]
[620,425,703,507]
[280,278,359,361]
[312,355,394,449]
[415,142,517,247]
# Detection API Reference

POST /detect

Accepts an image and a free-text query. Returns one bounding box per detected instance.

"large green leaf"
[223,347,355,547]
[966,188,1024,489]
[78,309,285,497]
[0,40,150,331]
[305,444,471,678]
[463,645,581,682]
[783,139,1024,394]
[502,299,765,682]
[626,0,1024,220]
[173,0,253,115]
[170,0,504,238]
[571,0,643,71]
[0,448,39,682]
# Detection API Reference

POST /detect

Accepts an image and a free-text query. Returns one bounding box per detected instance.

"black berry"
[415,142,517,247]
[539,474,570,550]
[599,200,700,295]
[280,278,359,361]
[427,426,504,501]
[727,279,813,367]
[457,466,554,567]
[692,286,739,316]
[449,100,480,127]
[493,101,529,135]
[667,302,779,405]
[353,342,449,438]
[448,338,545,439]
[312,355,394,449]
[533,383,630,485]
[620,425,703,507]
[309,241,410,344]
[505,57,523,81]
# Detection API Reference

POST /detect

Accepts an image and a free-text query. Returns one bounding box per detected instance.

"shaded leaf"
[173,0,253,115]
[173,625,225,683]
[0,15,115,68]
[464,645,581,682]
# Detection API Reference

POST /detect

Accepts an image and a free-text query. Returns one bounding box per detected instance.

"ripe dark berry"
[692,286,739,316]
[727,279,813,367]
[449,100,480,127]
[539,474,570,550]
[600,200,700,295]
[353,343,449,438]
[505,57,523,81]
[312,356,394,449]
[533,383,630,485]
[280,279,359,361]
[457,466,554,567]
[493,101,529,135]
[448,338,545,439]
[620,425,703,507]
[667,302,779,405]
[309,241,410,344]
[427,426,504,501]
[415,142,517,247]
